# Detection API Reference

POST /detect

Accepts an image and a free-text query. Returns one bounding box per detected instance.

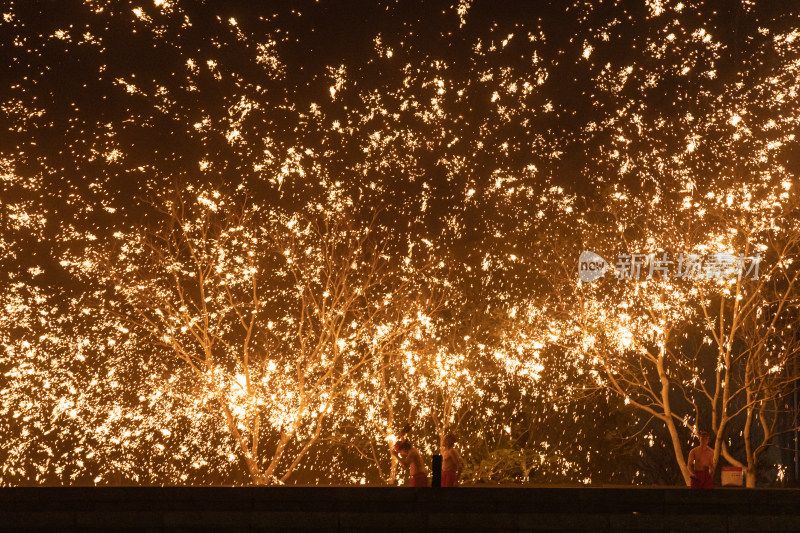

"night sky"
[5,0,798,242]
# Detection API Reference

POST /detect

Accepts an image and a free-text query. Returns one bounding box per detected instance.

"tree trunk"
[262,431,291,483]
[657,346,691,486]
[666,417,691,486]
[745,468,757,488]
[219,398,268,484]
[244,455,267,485]
[389,452,398,485]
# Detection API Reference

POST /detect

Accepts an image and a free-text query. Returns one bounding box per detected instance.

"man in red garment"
[391,440,428,487]
[687,431,715,489]
[441,433,463,487]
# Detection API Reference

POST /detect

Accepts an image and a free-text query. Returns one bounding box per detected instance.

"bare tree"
[102,187,438,484]
[521,201,700,486]
[328,285,445,485]
[529,184,800,487]
[694,212,800,486]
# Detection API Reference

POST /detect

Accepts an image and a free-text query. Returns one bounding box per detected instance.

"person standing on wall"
[391,440,428,487]
[441,432,463,487]
[393,424,412,454]
[687,431,715,489]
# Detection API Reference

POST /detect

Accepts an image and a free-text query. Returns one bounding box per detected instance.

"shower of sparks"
[1,0,799,486]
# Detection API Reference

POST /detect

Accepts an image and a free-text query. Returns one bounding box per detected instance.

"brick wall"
[0,486,798,531]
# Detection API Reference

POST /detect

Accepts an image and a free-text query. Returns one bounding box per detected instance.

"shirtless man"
[391,440,428,487]
[441,433,463,487]
[687,431,715,489]
[393,424,412,454]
